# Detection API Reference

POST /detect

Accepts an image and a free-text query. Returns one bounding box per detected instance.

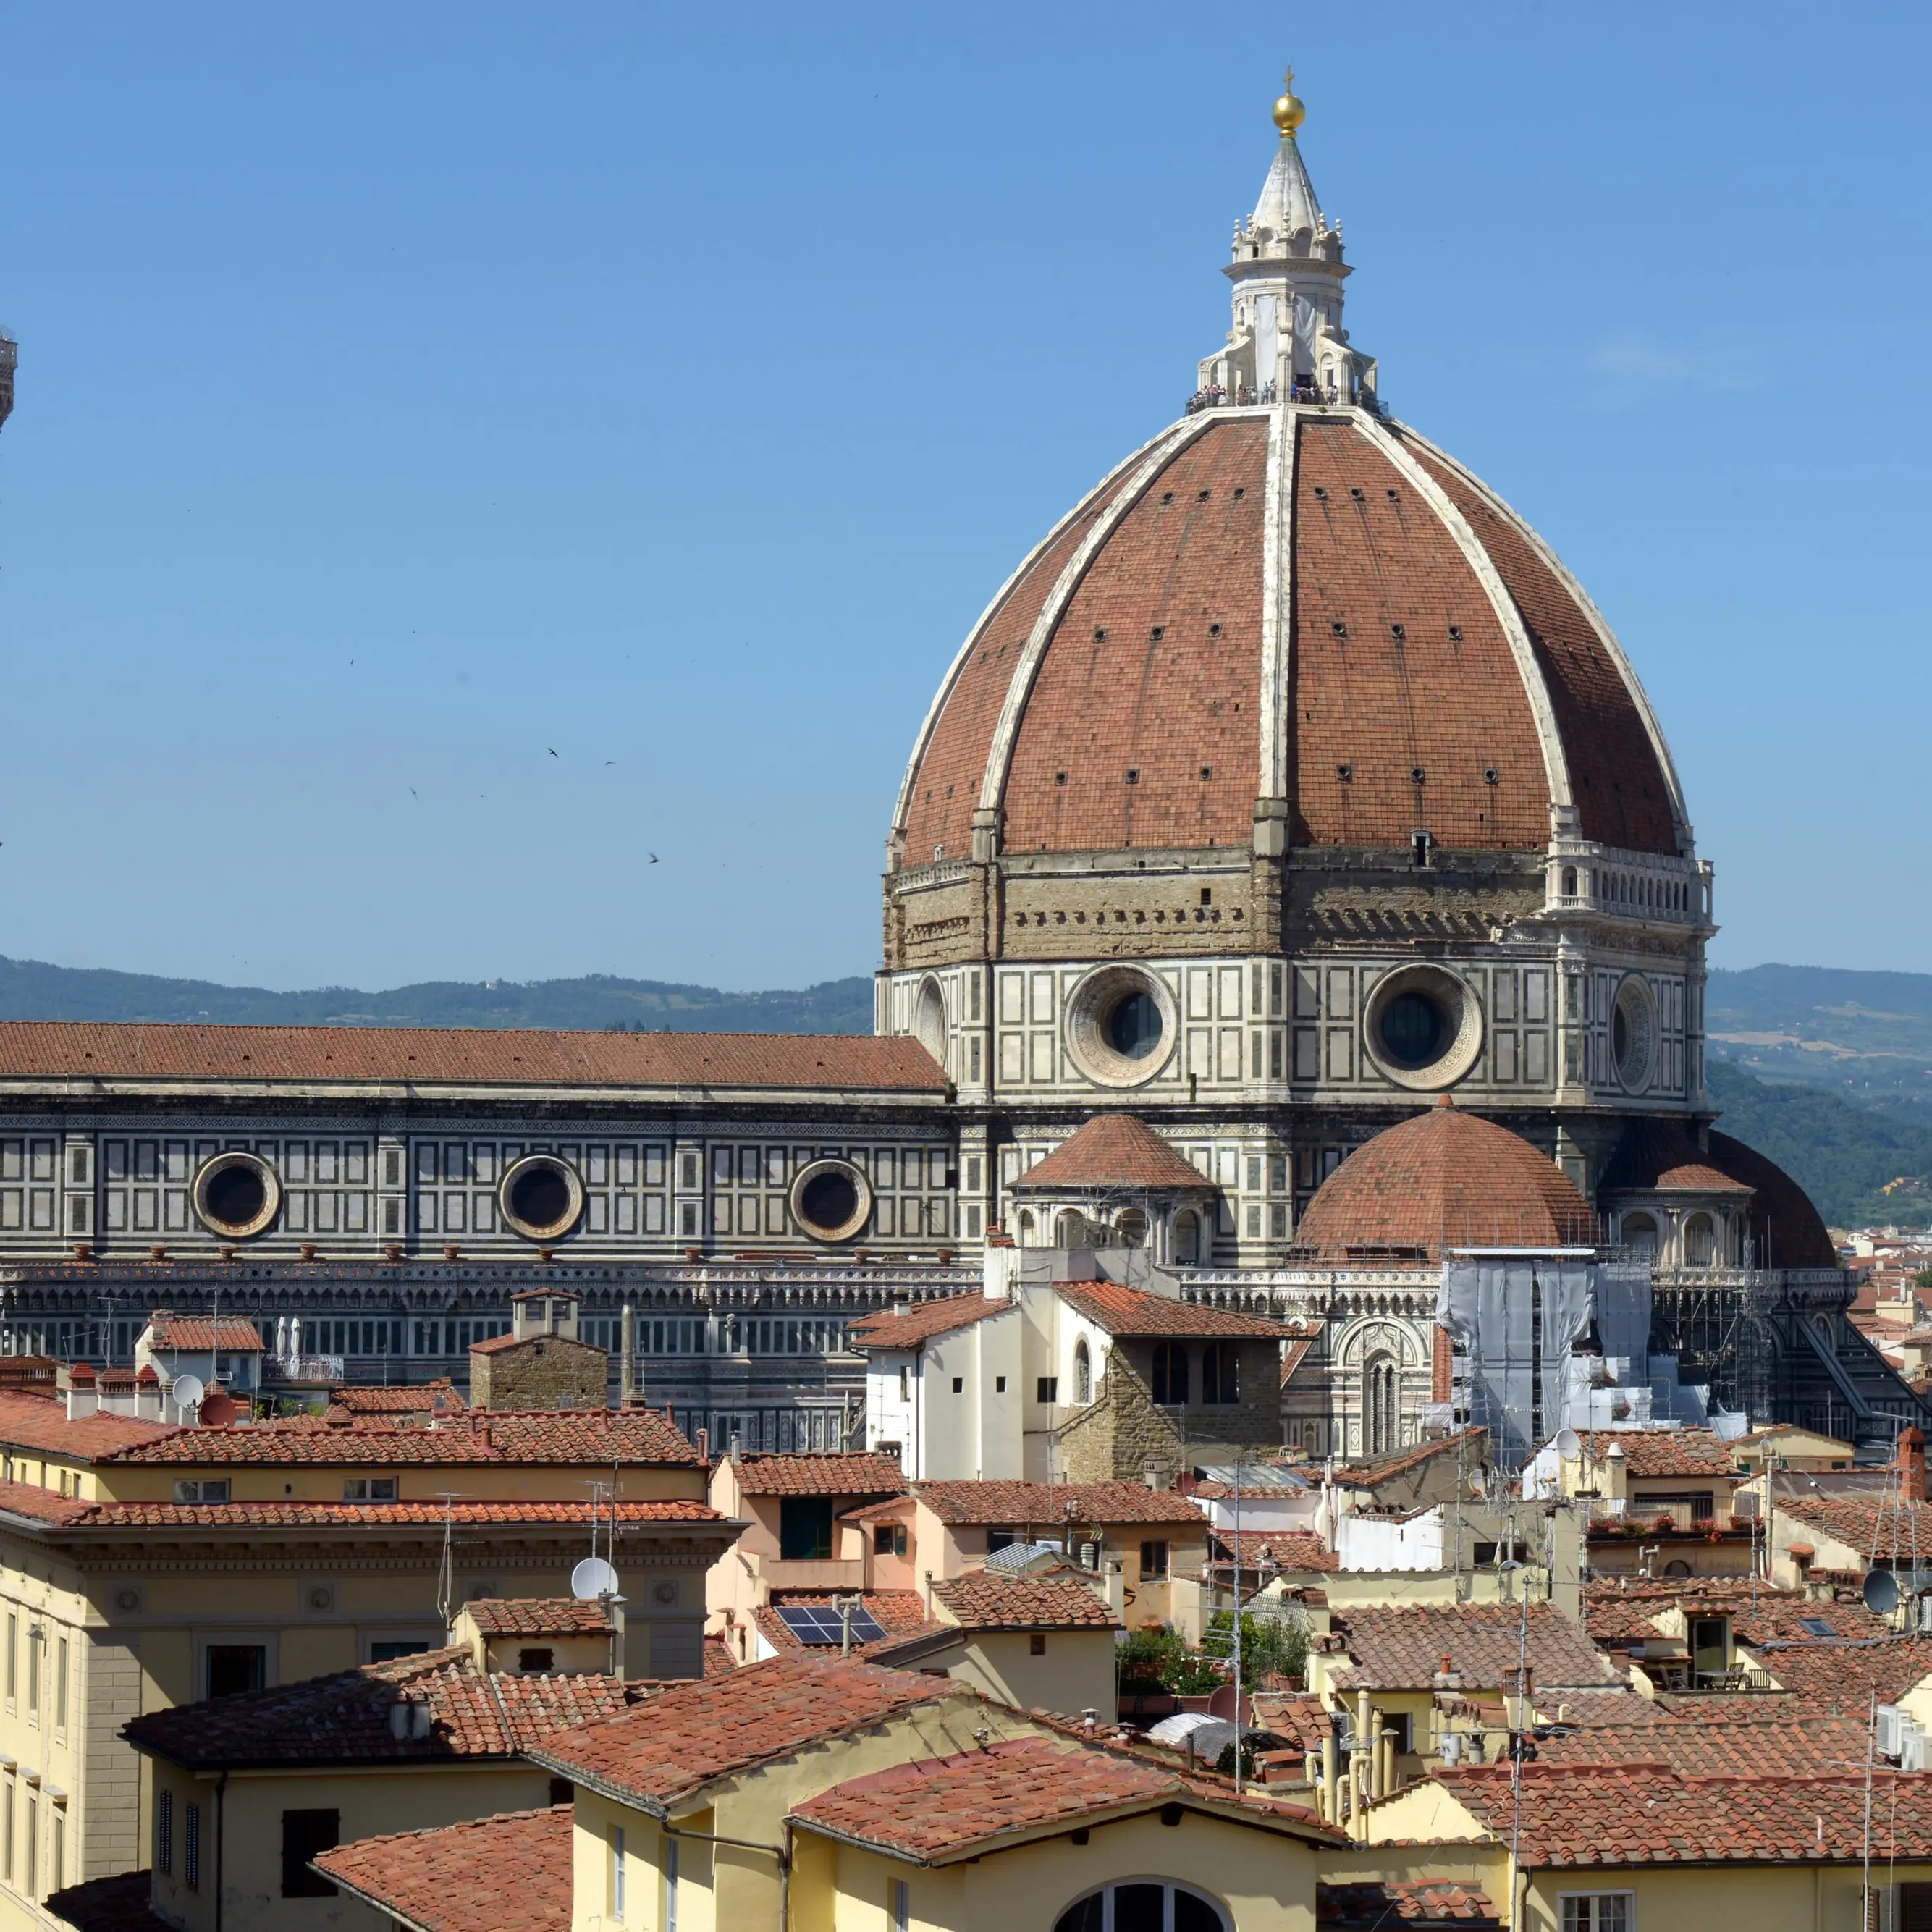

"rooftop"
[332,1380,465,1415]
[0,1482,722,1534]
[1338,1429,1489,1491]
[1326,1604,1621,1692]
[1571,1429,1735,1479]
[874,1478,1207,1529]
[1295,1102,1597,1260]
[315,1806,569,1932]
[789,1737,1184,1863]
[846,1294,1014,1349]
[0,1021,946,1093]
[0,1389,177,1462]
[1053,1278,1296,1340]
[458,1598,615,1638]
[1319,1881,1500,1928]
[728,1451,910,1498]
[1012,1115,1212,1194]
[101,1406,699,1467]
[1420,1765,1932,1867]
[750,1591,930,1655]
[931,1571,1119,1630]
[144,1312,265,1351]
[125,1645,648,1770]
[526,1653,966,1814]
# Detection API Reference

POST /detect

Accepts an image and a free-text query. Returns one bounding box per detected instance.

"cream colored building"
[0,1389,738,1927]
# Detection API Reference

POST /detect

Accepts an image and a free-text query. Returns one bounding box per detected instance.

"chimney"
[64,1362,98,1421]
[695,1426,709,1464]
[1900,1427,1926,1505]
[607,1593,627,1679]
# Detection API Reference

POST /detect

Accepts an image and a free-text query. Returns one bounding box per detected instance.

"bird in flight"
[409,788,418,798]
[648,853,659,864]
[547,748,559,759]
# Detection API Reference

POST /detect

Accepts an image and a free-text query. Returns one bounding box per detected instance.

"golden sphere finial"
[1271,64,1305,138]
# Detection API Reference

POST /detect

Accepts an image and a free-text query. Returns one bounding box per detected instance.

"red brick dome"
[893,410,1688,868]
[1294,1099,1595,1259]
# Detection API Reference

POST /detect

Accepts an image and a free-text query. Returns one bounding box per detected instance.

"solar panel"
[1797,1616,1839,1639]
[775,1603,887,1646]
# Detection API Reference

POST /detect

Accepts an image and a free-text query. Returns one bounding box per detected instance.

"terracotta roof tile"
[1707,1131,1841,1272]
[1574,1430,1736,1479]
[333,1380,465,1414]
[1775,1493,1932,1559]
[1053,1279,1296,1339]
[1296,1104,1597,1260]
[1534,1710,1870,1775]
[1013,1115,1212,1192]
[316,1806,569,1932]
[529,1653,969,1810]
[460,1598,614,1637]
[1598,1121,1752,1195]
[1327,1605,1621,1692]
[145,1314,265,1351]
[1421,1765,1932,1866]
[125,1646,651,1768]
[908,1479,1209,1527]
[1223,1531,1338,1573]
[703,1636,737,1676]
[791,1737,1183,1860]
[751,1592,932,1653]
[730,1452,910,1497]
[1340,1429,1489,1490]
[846,1296,1015,1349]
[14,1493,719,1532]
[0,1390,179,1461]
[0,1021,946,1092]
[932,1572,1118,1629]
[1745,1636,1932,1708]
[1320,1880,1500,1926]
[41,1868,156,1932]
[1583,1580,1888,1650]
[103,1407,699,1467]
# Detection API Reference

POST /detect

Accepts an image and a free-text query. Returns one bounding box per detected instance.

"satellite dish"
[172,1374,206,1415]
[1553,1428,1582,1460]
[571,1556,620,1600]
[1866,1569,1901,1616]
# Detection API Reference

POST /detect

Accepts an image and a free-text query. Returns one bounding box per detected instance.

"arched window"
[1684,1213,1716,1266]
[1055,1210,1086,1247]
[1621,1212,1658,1254]
[1560,866,1577,898]
[1151,1341,1189,1406]
[1073,1338,1092,1405]
[1055,1881,1229,1932]
[1364,1352,1398,1456]
[1116,1209,1148,1249]
[1200,1342,1238,1405]
[1173,1210,1201,1264]
[1017,1210,1035,1245]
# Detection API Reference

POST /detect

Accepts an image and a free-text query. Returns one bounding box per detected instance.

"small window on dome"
[1448,624,1464,641]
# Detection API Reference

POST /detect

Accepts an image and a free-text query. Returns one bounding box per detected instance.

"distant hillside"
[1708,963,1932,1103]
[0,956,876,1035]
[1708,1059,1932,1228]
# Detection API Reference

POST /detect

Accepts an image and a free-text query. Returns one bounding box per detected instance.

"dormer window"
[343,1477,398,1503]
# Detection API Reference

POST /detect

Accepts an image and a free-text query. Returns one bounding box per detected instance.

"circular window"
[789,1158,873,1244]
[192,1152,281,1239]
[1611,975,1655,1092]
[1360,964,1484,1091]
[1064,966,1177,1089]
[499,1154,586,1241]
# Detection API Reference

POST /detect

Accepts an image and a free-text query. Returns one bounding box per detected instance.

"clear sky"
[1,3,1926,993]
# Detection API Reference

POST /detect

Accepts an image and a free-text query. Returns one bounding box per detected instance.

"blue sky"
[1,4,1926,992]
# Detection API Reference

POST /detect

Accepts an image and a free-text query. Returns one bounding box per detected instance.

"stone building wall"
[1059,1337,1281,1481]
[469,1336,609,1411]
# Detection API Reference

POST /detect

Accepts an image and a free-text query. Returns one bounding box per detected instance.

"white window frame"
[1053,1880,1230,1932]
[610,1825,625,1922]
[1559,1892,1635,1932]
